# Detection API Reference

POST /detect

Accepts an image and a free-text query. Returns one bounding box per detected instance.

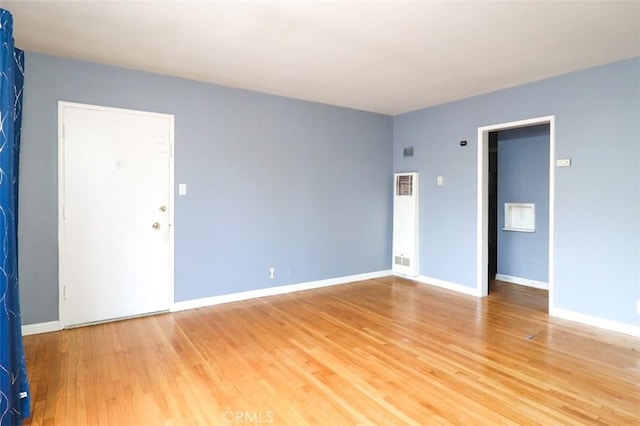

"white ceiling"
[3,1,640,115]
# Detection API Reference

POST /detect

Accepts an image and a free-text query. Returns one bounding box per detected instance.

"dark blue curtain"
[0,9,30,426]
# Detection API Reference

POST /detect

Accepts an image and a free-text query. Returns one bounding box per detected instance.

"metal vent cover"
[394,256,411,267]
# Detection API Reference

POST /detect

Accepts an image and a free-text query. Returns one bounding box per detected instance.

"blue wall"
[18,52,640,330]
[394,57,639,326]
[497,125,550,283]
[19,53,393,324]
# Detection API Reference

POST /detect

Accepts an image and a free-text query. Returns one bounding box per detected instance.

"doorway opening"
[477,116,555,311]
[488,132,498,280]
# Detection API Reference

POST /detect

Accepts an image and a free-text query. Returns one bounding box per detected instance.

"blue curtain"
[0,9,30,426]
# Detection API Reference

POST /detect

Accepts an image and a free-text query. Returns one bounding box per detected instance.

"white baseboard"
[171,270,392,312]
[401,274,482,297]
[22,321,62,336]
[550,307,640,337]
[495,274,548,290]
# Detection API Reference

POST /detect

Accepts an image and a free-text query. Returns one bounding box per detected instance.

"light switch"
[437,176,444,186]
[178,184,187,195]
[556,158,571,167]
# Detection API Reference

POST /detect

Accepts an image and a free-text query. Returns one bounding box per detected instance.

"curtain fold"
[0,8,30,426]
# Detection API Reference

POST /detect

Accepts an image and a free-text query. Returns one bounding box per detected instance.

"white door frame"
[476,115,555,310]
[57,101,175,327]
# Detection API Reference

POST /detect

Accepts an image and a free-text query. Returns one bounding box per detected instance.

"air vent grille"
[394,256,411,267]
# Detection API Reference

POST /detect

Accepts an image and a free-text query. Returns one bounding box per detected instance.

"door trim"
[57,101,175,328]
[476,115,555,310]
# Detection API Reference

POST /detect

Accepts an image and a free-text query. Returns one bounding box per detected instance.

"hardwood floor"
[23,277,640,425]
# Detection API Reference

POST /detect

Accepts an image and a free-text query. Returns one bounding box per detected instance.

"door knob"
[152,222,160,230]
[159,205,167,212]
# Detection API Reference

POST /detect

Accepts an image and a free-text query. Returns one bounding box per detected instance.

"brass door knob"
[159,206,167,212]
[152,222,160,230]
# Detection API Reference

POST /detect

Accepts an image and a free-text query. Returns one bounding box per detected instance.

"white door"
[59,102,174,327]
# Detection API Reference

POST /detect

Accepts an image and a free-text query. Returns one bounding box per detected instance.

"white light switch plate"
[556,158,571,167]
[437,176,444,186]
[178,184,187,195]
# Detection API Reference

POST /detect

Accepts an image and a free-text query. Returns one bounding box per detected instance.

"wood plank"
[23,277,640,425]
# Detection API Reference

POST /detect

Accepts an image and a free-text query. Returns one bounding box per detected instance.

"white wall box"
[504,203,535,232]
[392,172,419,276]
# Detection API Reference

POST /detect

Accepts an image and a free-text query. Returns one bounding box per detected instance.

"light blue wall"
[19,52,393,324]
[394,57,640,326]
[497,125,550,283]
[19,52,640,329]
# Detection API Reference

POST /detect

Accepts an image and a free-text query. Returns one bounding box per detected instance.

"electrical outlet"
[269,267,275,279]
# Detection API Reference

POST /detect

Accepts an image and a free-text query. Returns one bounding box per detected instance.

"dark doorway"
[488,131,498,282]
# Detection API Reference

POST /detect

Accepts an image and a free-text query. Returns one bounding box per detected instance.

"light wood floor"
[24,277,640,425]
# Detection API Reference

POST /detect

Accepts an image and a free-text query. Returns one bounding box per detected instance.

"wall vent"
[403,146,414,157]
[394,255,412,267]
[392,172,419,277]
